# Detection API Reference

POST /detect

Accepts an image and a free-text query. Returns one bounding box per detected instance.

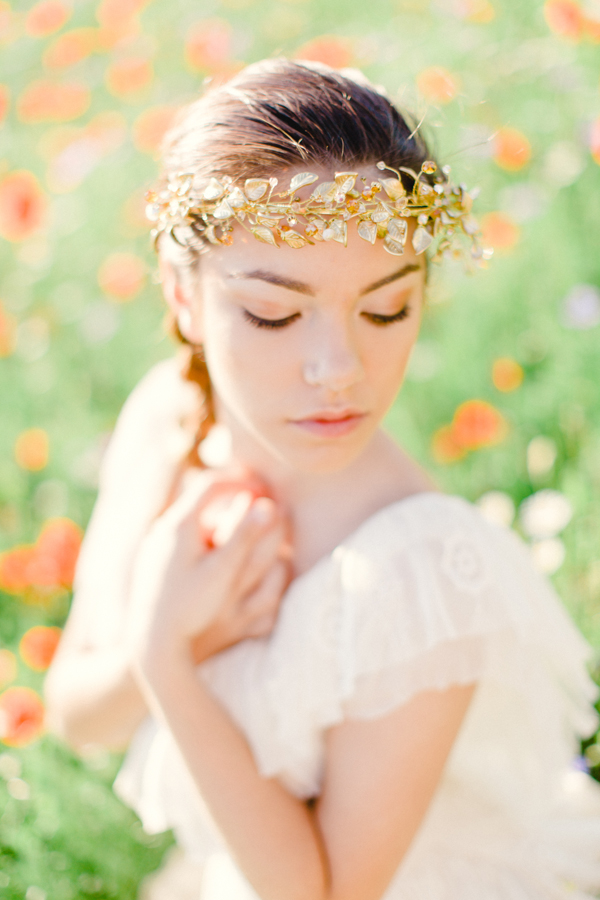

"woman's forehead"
[201,221,425,297]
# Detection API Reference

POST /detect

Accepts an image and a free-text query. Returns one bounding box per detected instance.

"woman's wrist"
[134,630,196,690]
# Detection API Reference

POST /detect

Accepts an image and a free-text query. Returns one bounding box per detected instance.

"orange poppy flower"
[0,170,48,242]
[544,0,584,40]
[583,15,600,41]
[185,19,232,72]
[25,0,71,38]
[105,57,153,98]
[416,66,460,105]
[96,0,150,29]
[0,546,36,594]
[98,252,146,300]
[0,519,82,597]
[17,80,91,124]
[0,300,17,357]
[0,84,9,124]
[481,212,520,252]
[132,105,179,156]
[43,27,98,69]
[493,127,531,171]
[0,649,16,688]
[295,36,354,69]
[492,357,524,392]
[20,626,62,672]
[464,0,495,23]
[0,686,45,747]
[14,428,49,471]
[452,399,507,450]
[35,518,83,589]
[590,118,600,165]
[431,424,467,464]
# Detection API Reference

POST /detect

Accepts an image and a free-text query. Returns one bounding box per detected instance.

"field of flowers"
[1,0,600,896]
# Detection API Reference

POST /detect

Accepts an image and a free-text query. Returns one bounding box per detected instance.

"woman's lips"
[290,412,367,437]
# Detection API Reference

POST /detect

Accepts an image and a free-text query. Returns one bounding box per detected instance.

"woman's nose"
[302,320,364,391]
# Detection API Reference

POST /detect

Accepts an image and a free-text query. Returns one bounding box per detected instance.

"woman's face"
[177,181,426,475]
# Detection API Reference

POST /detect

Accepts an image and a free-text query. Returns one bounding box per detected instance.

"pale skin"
[45,165,477,900]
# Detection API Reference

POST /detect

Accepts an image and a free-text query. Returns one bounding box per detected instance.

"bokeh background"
[1,0,600,896]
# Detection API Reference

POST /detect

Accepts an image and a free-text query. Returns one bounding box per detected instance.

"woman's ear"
[158,255,203,344]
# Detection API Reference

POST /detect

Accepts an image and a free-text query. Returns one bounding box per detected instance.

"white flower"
[526,436,557,479]
[519,489,573,539]
[530,538,566,575]
[476,491,515,528]
[562,284,600,330]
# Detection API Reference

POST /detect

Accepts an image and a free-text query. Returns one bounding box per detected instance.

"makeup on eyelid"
[240,290,414,330]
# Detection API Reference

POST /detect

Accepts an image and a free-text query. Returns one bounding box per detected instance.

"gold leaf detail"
[228,187,246,208]
[244,179,269,201]
[334,172,358,194]
[381,178,405,201]
[146,203,160,222]
[281,230,310,249]
[461,215,479,236]
[305,218,325,240]
[357,220,377,244]
[203,178,225,200]
[386,218,407,243]
[383,235,405,256]
[371,202,392,224]
[213,200,234,220]
[412,225,433,254]
[311,181,337,202]
[251,226,278,246]
[256,215,282,226]
[322,220,347,245]
[289,172,319,193]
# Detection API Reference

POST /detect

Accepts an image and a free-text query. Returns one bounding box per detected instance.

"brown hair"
[157,58,435,469]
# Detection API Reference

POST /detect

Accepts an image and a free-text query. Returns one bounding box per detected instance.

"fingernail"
[250,498,273,525]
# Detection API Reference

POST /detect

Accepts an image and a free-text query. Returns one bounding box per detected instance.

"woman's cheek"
[205,321,279,422]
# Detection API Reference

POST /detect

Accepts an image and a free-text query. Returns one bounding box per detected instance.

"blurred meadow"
[1,0,600,895]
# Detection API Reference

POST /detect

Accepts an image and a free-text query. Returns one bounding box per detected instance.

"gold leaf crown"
[146,160,490,264]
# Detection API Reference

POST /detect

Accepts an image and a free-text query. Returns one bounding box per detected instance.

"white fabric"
[74,358,600,899]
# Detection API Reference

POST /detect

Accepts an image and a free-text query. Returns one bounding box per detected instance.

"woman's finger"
[213,496,281,574]
[241,561,289,634]
[237,521,288,596]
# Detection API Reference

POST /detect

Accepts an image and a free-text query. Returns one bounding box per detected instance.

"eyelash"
[242,304,411,330]
[362,305,411,326]
[243,310,302,329]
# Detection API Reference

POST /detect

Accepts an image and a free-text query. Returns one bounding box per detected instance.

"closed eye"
[243,309,301,330]
[362,305,411,326]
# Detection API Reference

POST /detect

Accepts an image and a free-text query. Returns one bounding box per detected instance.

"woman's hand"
[126,469,291,678]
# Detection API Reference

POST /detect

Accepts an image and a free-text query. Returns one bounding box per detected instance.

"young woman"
[45,59,600,900]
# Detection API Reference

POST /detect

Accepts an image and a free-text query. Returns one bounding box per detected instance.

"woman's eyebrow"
[228,261,423,297]
[228,269,315,295]
[359,263,423,295]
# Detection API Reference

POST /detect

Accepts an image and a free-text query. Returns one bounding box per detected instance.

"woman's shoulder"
[338,490,510,560]
[98,356,198,484]
[331,490,554,628]
[118,354,198,425]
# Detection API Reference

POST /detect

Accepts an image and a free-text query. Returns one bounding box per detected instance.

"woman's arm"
[138,639,476,900]
[129,481,478,900]
[44,639,149,752]
[45,473,288,752]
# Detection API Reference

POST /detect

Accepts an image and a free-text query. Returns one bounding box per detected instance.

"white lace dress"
[73,358,600,900]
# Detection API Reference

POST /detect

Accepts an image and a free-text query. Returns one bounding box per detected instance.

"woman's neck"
[204,417,436,576]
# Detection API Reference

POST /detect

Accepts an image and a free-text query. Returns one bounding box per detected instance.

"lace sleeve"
[328,497,598,735]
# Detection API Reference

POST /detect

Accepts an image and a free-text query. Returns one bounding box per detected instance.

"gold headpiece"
[146,160,489,264]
